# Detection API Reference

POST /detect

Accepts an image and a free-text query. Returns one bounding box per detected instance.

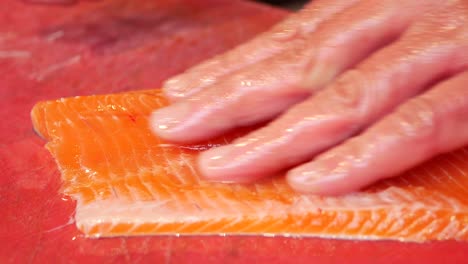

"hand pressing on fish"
[151,0,468,196]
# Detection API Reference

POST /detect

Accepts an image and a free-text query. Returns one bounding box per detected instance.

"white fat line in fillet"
[252,183,275,207]
[80,217,112,236]
[447,150,468,167]
[409,165,435,188]
[192,188,241,216]
[379,180,394,188]
[248,214,288,233]
[190,189,216,212]
[106,94,139,174]
[167,220,192,233]
[345,210,365,230]
[124,174,148,201]
[320,193,375,209]
[353,210,379,235]
[396,175,412,186]
[423,166,466,210]
[177,215,232,233]
[382,187,417,205]
[171,188,192,214]
[152,95,166,109]
[429,189,465,212]
[320,209,351,234]
[156,135,187,185]
[404,169,431,189]
[271,179,292,197]
[178,152,200,184]
[173,142,193,185]
[148,99,186,185]
[359,209,386,235]
[118,122,148,201]
[234,186,265,214]
[233,214,268,233]
[461,223,468,237]
[383,208,409,236]
[349,194,386,208]
[122,172,143,202]
[371,209,396,234]
[418,218,443,240]
[119,98,167,200]
[42,102,54,140]
[115,96,142,175]
[211,189,245,215]
[436,218,461,239]
[84,97,116,173]
[322,196,346,209]
[413,168,452,205]
[107,173,119,199]
[289,196,314,213]
[57,100,99,185]
[93,98,125,183]
[136,168,157,200]
[144,222,163,235]
[413,168,447,207]
[395,208,434,237]
[199,215,244,233]
[120,222,137,235]
[137,94,158,113]
[154,183,178,209]
[439,155,468,193]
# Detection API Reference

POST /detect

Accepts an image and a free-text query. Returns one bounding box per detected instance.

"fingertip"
[149,102,191,141]
[286,167,324,194]
[162,78,188,100]
[286,164,354,196]
[197,145,270,183]
[197,146,230,177]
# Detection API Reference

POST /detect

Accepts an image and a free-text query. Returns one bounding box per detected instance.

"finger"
[287,70,468,195]
[162,0,359,100]
[151,0,428,143]
[152,46,311,143]
[300,0,440,87]
[196,19,468,182]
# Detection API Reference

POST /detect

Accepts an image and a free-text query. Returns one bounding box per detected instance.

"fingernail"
[286,162,331,193]
[198,145,234,178]
[163,78,186,98]
[150,103,191,136]
[301,64,337,90]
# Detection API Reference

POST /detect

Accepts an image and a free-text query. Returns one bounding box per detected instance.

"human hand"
[151,0,468,195]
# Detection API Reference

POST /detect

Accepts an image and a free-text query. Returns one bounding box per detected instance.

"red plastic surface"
[1,1,467,263]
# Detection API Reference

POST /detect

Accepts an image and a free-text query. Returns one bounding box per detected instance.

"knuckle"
[389,97,441,145]
[327,70,370,119]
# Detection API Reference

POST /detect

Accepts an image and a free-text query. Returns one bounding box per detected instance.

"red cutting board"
[1,1,467,263]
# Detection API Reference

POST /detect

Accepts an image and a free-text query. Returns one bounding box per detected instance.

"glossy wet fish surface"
[31,89,468,241]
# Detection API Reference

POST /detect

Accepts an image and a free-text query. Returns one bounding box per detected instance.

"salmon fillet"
[30,89,468,241]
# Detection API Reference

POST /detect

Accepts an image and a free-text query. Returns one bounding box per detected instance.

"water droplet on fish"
[240,80,252,87]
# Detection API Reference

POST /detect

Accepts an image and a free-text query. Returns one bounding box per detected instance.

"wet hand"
[151,0,468,195]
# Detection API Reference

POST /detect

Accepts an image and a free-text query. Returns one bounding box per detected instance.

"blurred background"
[257,0,308,10]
